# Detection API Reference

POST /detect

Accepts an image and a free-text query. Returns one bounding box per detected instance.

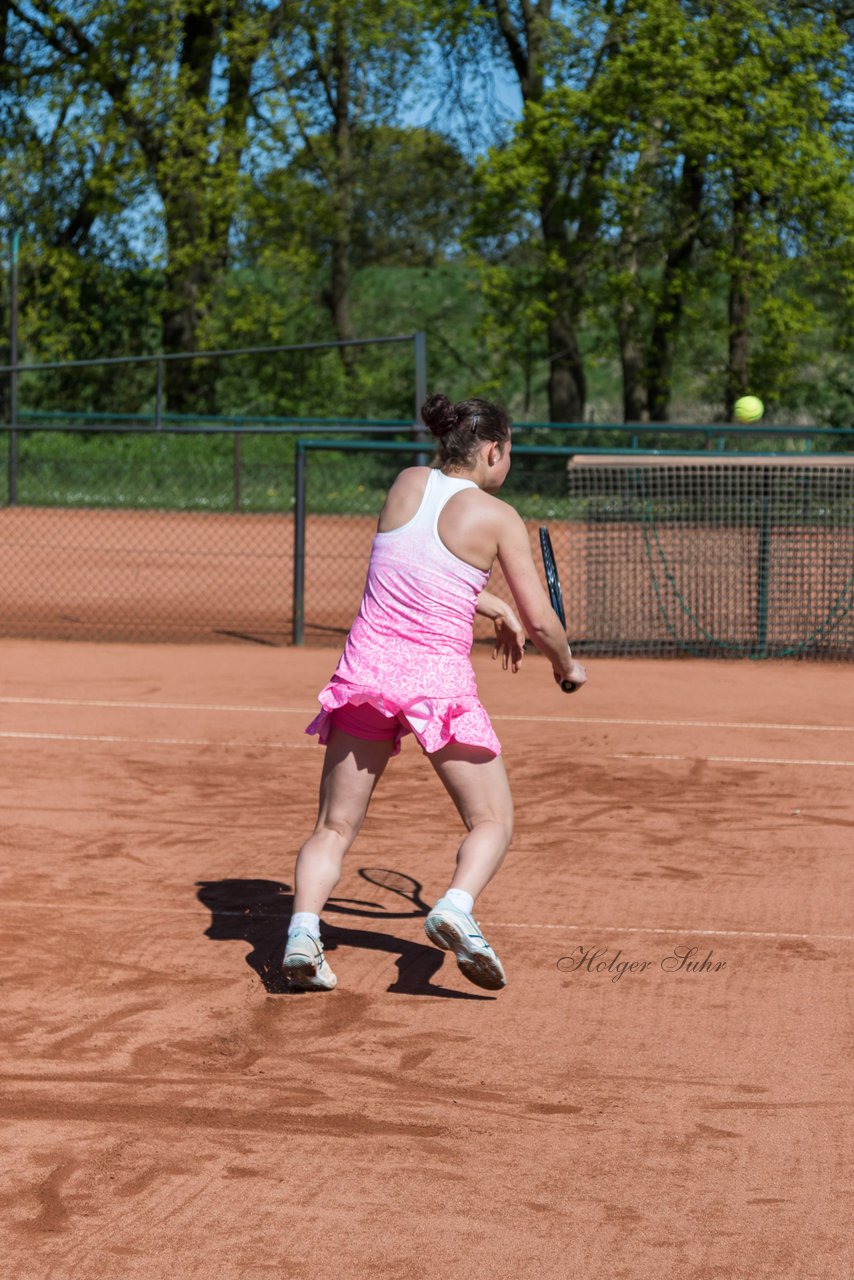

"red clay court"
[1,637,851,1279]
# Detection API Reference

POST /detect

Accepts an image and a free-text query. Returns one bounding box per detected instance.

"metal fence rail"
[0,332,429,487]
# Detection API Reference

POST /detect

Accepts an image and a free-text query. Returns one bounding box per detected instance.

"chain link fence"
[2,427,853,656]
[0,423,407,643]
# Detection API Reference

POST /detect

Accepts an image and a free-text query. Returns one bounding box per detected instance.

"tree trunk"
[493,1,587,422]
[618,298,647,423]
[328,5,356,379]
[615,231,646,422]
[161,288,219,414]
[547,310,585,422]
[540,190,588,421]
[156,5,256,413]
[0,0,10,65]
[725,188,751,419]
[161,188,223,414]
[646,154,704,422]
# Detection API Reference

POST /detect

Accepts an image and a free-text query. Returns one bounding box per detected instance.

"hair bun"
[421,393,458,439]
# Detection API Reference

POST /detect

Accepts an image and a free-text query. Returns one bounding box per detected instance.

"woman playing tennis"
[284,394,587,992]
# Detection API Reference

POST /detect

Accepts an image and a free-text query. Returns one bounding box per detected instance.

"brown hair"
[421,393,512,469]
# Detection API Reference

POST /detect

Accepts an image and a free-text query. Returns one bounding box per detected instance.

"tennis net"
[557,455,854,658]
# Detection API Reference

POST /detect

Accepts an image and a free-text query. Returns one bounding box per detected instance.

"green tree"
[1,4,155,409]
[593,0,708,422]
[601,1,854,422]
[466,1,675,422]
[5,1,290,412]
[466,0,854,423]
[707,3,853,419]
[252,125,472,270]
[222,124,474,415]
[262,1,433,378]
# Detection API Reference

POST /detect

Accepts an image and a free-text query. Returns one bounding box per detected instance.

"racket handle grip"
[560,679,578,694]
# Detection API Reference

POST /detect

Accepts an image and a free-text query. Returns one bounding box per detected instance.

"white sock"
[442,888,474,915]
[289,911,320,937]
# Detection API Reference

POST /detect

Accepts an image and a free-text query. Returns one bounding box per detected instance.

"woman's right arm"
[495,506,588,689]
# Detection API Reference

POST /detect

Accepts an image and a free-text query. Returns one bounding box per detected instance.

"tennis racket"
[538,526,578,693]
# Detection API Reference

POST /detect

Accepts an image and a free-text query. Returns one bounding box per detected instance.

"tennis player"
[284,393,587,992]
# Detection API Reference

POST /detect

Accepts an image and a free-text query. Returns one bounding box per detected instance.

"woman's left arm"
[475,590,526,673]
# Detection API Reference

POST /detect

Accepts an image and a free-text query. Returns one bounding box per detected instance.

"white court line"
[614,752,854,768]
[494,713,854,733]
[0,696,851,734]
[482,921,854,944]
[1,731,852,766]
[0,696,309,715]
[0,731,314,749]
[0,897,849,943]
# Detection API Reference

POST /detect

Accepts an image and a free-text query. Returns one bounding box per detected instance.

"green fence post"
[293,441,306,644]
[233,431,242,511]
[154,358,164,430]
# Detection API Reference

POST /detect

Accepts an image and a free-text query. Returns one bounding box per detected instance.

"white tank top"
[335,469,490,695]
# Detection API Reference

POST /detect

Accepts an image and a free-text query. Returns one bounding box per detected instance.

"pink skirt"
[305,676,501,758]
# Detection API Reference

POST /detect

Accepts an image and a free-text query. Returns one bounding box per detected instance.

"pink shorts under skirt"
[331,699,407,743]
[305,677,501,758]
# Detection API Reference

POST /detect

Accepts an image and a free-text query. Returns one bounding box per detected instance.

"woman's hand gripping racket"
[539,526,586,694]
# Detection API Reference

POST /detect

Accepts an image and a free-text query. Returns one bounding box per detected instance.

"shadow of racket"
[360,866,430,912]
[324,866,430,919]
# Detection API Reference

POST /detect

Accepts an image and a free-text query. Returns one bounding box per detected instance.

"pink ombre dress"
[305,468,501,757]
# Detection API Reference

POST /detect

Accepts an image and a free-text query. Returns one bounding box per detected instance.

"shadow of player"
[196,876,493,1000]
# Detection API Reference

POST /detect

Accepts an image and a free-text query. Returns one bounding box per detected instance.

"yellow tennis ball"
[734,395,764,423]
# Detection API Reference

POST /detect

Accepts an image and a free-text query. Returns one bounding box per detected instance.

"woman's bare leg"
[421,743,512,991]
[292,729,395,915]
[427,744,514,901]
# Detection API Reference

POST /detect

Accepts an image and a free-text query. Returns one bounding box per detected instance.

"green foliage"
[1,0,852,433]
[466,0,854,424]
[2,0,292,413]
[274,126,475,271]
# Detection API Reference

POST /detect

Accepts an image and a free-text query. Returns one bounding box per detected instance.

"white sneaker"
[282,928,337,991]
[424,899,506,991]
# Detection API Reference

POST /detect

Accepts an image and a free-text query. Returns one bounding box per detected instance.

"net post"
[154,358,164,430]
[293,440,306,645]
